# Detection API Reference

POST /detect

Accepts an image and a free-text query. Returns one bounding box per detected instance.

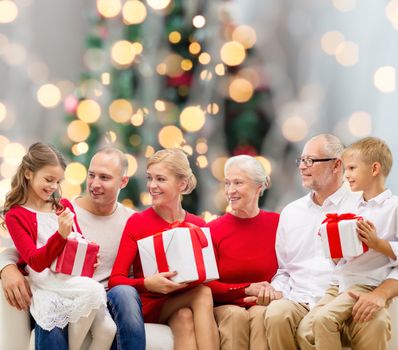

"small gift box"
[138,224,219,284]
[51,232,99,277]
[319,213,368,259]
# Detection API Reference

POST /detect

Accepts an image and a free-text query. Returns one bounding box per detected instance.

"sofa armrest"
[0,286,31,350]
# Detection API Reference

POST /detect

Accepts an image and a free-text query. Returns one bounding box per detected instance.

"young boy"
[297,137,398,350]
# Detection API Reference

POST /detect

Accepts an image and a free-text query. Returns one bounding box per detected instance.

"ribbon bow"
[322,213,361,224]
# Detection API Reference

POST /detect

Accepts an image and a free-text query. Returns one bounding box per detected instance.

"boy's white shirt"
[332,189,398,292]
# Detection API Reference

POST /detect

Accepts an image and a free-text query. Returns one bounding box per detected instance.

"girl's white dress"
[27,209,107,331]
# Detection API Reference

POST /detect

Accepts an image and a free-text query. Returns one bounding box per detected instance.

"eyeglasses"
[295,157,337,167]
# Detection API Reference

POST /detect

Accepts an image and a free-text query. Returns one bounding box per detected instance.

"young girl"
[2,142,116,350]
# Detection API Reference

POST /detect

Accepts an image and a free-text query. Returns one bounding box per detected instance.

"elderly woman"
[109,148,219,350]
[207,154,279,350]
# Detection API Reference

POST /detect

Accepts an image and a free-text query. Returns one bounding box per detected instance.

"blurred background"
[0,0,398,247]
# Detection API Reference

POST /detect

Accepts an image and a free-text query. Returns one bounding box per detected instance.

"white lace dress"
[27,210,107,331]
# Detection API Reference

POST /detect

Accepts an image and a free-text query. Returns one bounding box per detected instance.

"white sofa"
[0,287,174,350]
[1,286,398,350]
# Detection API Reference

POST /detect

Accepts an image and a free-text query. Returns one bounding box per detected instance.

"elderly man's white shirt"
[271,185,361,307]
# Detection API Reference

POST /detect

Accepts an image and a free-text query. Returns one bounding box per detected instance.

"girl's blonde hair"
[147,148,197,194]
[3,142,66,214]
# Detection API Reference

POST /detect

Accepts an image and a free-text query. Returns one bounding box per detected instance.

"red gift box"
[51,232,99,277]
[319,213,368,259]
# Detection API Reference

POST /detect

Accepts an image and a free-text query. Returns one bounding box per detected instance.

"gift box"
[138,224,219,284]
[51,232,99,277]
[319,213,368,259]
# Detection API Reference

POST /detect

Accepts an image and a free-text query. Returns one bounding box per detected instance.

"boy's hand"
[357,220,380,250]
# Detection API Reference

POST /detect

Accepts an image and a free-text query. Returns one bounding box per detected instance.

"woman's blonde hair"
[147,148,197,194]
[3,142,66,215]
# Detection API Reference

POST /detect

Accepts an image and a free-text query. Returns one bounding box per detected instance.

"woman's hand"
[144,271,189,294]
[245,281,270,297]
[243,284,283,306]
[57,208,74,239]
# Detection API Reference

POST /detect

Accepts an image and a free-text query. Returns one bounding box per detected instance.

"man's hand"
[1,264,32,310]
[349,289,386,322]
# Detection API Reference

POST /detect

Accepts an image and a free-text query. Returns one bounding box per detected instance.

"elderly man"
[0,147,145,350]
[256,134,398,350]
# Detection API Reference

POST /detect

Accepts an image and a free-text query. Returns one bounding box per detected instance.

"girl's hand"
[57,208,74,239]
[357,220,380,250]
[144,271,189,294]
[94,253,100,270]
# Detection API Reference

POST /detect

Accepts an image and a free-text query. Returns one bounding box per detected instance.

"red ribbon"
[153,222,208,283]
[322,213,367,258]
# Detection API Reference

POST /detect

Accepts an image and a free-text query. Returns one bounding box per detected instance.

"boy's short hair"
[343,137,393,177]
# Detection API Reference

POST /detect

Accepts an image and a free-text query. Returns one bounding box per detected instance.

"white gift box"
[138,226,219,284]
[319,214,368,258]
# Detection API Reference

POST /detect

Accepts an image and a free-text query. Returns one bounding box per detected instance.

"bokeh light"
[255,156,272,176]
[65,162,87,185]
[71,142,89,156]
[67,120,90,142]
[37,84,62,108]
[180,106,206,132]
[220,41,246,66]
[0,1,18,23]
[111,40,136,66]
[321,31,345,55]
[77,99,101,123]
[96,0,121,17]
[169,31,181,44]
[146,0,171,10]
[158,125,184,148]
[196,155,208,168]
[0,102,7,123]
[232,25,257,49]
[122,0,147,24]
[282,116,309,142]
[125,154,138,176]
[0,136,10,156]
[61,181,82,199]
[109,99,133,123]
[211,156,228,181]
[3,143,26,166]
[228,78,253,103]
[348,111,372,137]
[332,0,357,12]
[335,41,359,66]
[373,66,396,93]
[193,15,206,28]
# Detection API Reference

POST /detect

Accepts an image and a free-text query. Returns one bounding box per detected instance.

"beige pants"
[263,298,310,350]
[214,304,267,350]
[297,285,391,350]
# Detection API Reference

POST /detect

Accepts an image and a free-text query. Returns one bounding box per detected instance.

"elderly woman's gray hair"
[224,155,270,196]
